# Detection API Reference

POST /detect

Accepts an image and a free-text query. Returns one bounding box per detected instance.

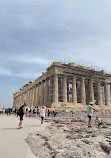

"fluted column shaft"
[81,77,86,104]
[54,74,58,103]
[104,83,110,106]
[44,79,48,105]
[72,76,77,104]
[37,83,41,106]
[29,89,33,107]
[97,81,102,105]
[89,79,94,102]
[34,85,38,106]
[32,87,35,107]
[40,81,44,105]
[26,91,30,107]
[63,75,67,103]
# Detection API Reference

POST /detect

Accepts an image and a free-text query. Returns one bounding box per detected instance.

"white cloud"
[0,66,41,79]
[13,72,41,79]
[9,55,50,66]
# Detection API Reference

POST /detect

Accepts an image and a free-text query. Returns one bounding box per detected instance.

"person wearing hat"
[87,101,96,128]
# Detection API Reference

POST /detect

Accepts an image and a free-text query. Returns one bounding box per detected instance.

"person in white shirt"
[40,107,46,125]
[95,116,105,128]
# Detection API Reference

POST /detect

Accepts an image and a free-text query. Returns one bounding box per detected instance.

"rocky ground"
[26,108,111,158]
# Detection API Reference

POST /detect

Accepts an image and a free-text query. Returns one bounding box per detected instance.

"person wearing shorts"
[17,103,27,129]
[41,117,44,121]
[87,101,96,128]
[20,114,23,121]
[40,107,46,125]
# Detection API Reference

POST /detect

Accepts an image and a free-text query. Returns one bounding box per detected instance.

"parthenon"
[13,62,111,108]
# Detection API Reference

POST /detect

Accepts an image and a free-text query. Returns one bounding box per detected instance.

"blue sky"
[0,0,111,108]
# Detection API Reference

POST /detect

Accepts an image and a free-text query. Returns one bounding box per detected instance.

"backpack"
[17,105,24,116]
[17,109,20,116]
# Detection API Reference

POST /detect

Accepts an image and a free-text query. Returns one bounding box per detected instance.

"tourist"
[53,107,57,117]
[29,107,32,117]
[95,116,105,128]
[17,103,27,129]
[34,106,37,115]
[47,109,50,117]
[33,107,36,116]
[50,108,54,117]
[2,108,5,115]
[26,108,28,115]
[6,108,9,115]
[87,101,96,128]
[40,106,46,125]
[37,106,39,115]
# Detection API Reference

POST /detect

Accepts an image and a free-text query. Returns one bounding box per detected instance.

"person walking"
[87,101,96,128]
[40,106,46,125]
[47,109,50,117]
[17,103,27,129]
[37,106,39,116]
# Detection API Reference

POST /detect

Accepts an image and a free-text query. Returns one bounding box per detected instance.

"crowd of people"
[0,105,58,129]
[0,107,17,115]
[0,101,105,129]
[16,104,58,129]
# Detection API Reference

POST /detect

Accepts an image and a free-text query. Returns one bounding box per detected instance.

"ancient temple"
[13,62,111,108]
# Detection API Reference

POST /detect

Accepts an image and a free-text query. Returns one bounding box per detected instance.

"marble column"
[72,76,77,104]
[97,81,102,105]
[42,80,45,105]
[20,95,23,106]
[25,92,27,104]
[54,74,58,103]
[13,97,16,107]
[81,77,86,104]
[33,86,37,107]
[37,83,41,106]
[104,83,110,106]
[20,95,22,105]
[47,78,50,103]
[44,80,46,104]
[63,75,67,103]
[29,89,32,107]
[44,79,48,105]
[40,81,44,105]
[27,89,30,107]
[34,85,38,106]
[29,90,32,107]
[89,79,94,102]
[48,77,52,103]
[32,87,35,107]
[26,91,29,106]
